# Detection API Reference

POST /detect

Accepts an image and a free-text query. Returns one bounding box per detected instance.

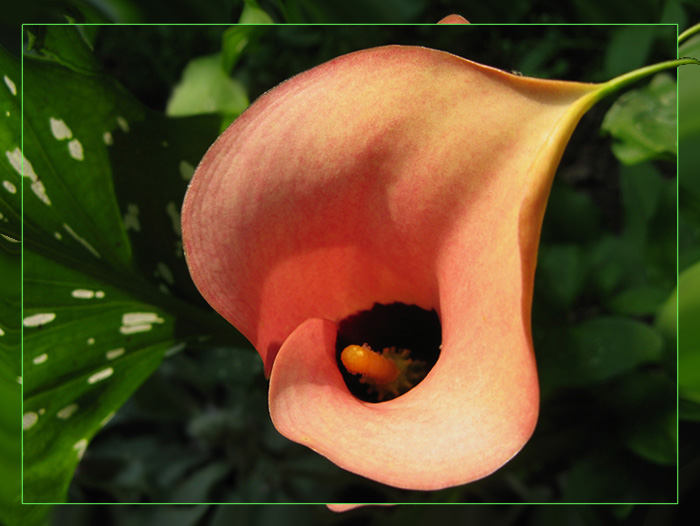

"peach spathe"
[182,45,600,490]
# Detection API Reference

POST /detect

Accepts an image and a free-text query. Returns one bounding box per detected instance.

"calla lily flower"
[182,45,605,491]
[438,14,469,24]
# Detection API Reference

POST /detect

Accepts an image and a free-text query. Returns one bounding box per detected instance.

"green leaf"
[536,244,584,310]
[658,260,700,403]
[540,181,602,244]
[148,506,211,526]
[279,0,428,22]
[0,45,52,526]
[625,408,676,466]
[169,462,230,503]
[583,163,674,300]
[0,48,22,244]
[678,36,700,272]
[620,163,665,228]
[25,25,102,75]
[619,163,676,292]
[240,0,275,24]
[0,246,21,524]
[680,397,700,422]
[0,46,22,526]
[586,234,661,298]
[604,372,676,467]
[678,34,700,140]
[221,24,268,74]
[601,73,677,165]
[603,25,656,79]
[562,452,671,502]
[0,372,21,522]
[607,284,670,317]
[20,27,242,503]
[540,317,664,392]
[166,53,249,131]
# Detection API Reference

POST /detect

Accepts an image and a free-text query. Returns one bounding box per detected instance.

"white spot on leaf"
[156,262,174,285]
[23,412,38,430]
[100,411,115,427]
[117,116,129,133]
[122,312,164,325]
[165,201,182,236]
[165,342,186,357]
[95,291,105,298]
[54,232,62,240]
[68,139,84,161]
[31,180,51,205]
[4,75,16,96]
[23,313,56,327]
[87,338,95,345]
[57,403,78,419]
[3,180,16,194]
[32,353,48,365]
[6,148,51,205]
[88,367,113,384]
[120,312,164,334]
[124,204,140,232]
[50,117,72,140]
[72,289,95,299]
[63,223,101,258]
[0,327,5,336]
[73,438,88,459]
[105,348,125,360]
[6,148,31,178]
[103,131,113,145]
[179,160,194,181]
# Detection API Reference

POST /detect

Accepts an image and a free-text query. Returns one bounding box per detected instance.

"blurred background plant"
[2,0,700,54]
[0,4,697,526]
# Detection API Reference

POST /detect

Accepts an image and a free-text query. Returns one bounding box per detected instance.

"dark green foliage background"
[2,0,700,46]
[0,3,695,525]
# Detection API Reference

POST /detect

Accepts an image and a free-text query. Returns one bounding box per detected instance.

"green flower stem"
[587,57,700,106]
[679,23,700,45]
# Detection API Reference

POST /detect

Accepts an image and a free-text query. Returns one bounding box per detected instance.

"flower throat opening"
[335,303,441,403]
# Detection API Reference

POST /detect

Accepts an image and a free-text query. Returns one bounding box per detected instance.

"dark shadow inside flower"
[335,302,441,402]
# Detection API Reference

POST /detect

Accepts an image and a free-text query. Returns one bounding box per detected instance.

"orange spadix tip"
[341,344,401,385]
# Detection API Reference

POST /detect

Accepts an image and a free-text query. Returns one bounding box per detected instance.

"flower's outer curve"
[182,45,600,490]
